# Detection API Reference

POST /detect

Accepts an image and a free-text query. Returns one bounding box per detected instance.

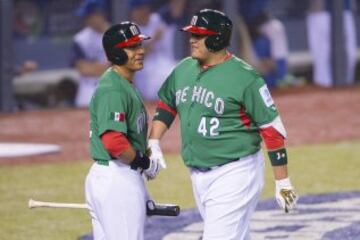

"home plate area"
[80,192,360,240]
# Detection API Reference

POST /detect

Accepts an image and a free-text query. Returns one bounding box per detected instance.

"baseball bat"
[146,200,180,216]
[28,199,180,216]
[28,199,88,209]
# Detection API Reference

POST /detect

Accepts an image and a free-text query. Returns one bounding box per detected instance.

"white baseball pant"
[85,160,147,240]
[190,150,265,240]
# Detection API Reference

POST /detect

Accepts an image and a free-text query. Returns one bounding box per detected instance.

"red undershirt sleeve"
[259,126,285,151]
[260,126,288,166]
[101,131,131,158]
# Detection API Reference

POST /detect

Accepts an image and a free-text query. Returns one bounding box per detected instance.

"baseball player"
[85,22,162,240]
[148,9,298,239]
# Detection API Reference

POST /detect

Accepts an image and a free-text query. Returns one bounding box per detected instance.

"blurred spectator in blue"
[307,0,357,87]
[188,0,222,14]
[158,0,187,27]
[71,0,110,107]
[157,0,188,60]
[239,0,290,88]
[130,0,176,101]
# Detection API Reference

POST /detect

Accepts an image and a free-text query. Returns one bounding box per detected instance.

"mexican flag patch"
[110,112,125,122]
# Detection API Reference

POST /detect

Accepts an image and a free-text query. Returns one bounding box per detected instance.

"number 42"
[198,117,219,137]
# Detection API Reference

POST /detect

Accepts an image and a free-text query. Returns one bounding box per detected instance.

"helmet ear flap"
[205,30,231,52]
[111,48,128,65]
[205,35,222,52]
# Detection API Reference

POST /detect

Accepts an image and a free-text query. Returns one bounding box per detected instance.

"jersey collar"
[201,52,232,70]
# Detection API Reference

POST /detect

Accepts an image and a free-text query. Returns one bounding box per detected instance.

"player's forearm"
[118,146,137,164]
[108,142,146,167]
[101,131,139,164]
[150,100,177,139]
[258,116,289,178]
[75,60,110,76]
[101,136,140,165]
[149,120,168,140]
[119,146,152,171]
[272,165,288,180]
[153,101,177,126]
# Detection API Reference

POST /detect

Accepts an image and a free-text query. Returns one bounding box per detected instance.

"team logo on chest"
[175,86,225,115]
[136,110,147,134]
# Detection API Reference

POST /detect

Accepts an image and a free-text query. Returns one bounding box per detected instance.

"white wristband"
[275,177,292,188]
[148,139,160,146]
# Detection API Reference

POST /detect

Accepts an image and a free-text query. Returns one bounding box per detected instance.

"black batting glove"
[130,151,150,170]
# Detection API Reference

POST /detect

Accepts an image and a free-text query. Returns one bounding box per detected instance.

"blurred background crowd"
[1,0,360,110]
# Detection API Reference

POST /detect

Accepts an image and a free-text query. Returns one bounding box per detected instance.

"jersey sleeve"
[101,131,130,158]
[242,76,279,126]
[158,70,177,110]
[154,70,177,127]
[96,91,129,136]
[243,77,289,166]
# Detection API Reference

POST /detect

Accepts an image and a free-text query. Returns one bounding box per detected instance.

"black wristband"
[153,108,175,128]
[130,151,150,170]
[268,148,288,166]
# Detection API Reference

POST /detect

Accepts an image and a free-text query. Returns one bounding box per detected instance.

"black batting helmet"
[102,22,150,65]
[182,9,232,52]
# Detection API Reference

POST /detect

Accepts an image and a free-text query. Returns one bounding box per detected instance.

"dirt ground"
[0,85,359,165]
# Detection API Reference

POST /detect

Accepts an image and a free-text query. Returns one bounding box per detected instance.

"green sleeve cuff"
[268,148,288,166]
[153,108,175,128]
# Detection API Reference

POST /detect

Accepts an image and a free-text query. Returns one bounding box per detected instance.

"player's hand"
[275,178,298,213]
[147,139,167,169]
[143,155,162,180]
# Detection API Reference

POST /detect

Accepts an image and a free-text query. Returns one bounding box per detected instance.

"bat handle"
[28,198,36,209]
[146,200,180,216]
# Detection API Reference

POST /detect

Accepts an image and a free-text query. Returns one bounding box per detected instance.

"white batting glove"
[143,156,162,180]
[148,139,167,169]
[275,178,298,213]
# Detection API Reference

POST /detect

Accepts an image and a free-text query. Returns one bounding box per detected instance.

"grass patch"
[0,161,91,240]
[0,140,359,239]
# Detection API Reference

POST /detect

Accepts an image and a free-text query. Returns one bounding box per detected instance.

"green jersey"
[89,68,148,161]
[157,56,279,168]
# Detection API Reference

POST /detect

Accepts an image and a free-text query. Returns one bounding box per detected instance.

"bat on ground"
[28,199,87,209]
[28,198,180,216]
[146,200,180,216]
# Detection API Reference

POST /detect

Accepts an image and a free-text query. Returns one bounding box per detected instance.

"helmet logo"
[191,16,198,26]
[129,25,139,36]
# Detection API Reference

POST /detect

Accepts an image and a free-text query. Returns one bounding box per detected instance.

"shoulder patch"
[259,85,274,107]
[110,112,125,122]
